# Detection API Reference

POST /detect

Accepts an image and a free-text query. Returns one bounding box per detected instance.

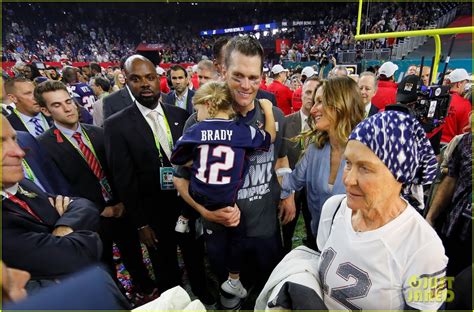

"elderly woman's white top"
[317,194,448,311]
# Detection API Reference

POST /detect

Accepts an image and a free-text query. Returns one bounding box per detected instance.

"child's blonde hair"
[192,81,234,118]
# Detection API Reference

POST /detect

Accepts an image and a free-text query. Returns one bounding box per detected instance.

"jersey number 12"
[195,145,234,185]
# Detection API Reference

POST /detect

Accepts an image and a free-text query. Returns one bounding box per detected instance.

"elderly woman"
[281,76,365,236]
[317,111,447,310]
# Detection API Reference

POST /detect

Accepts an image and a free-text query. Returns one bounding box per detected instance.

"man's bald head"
[123,55,161,109]
[123,55,154,75]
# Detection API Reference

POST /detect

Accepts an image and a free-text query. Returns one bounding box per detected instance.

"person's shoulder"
[103,88,127,102]
[407,207,443,244]
[257,88,276,100]
[36,127,58,144]
[104,104,136,126]
[271,105,285,120]
[82,123,104,135]
[162,103,189,118]
[161,91,174,103]
[285,111,300,121]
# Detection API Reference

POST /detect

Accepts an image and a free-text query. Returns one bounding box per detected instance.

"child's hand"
[260,99,273,113]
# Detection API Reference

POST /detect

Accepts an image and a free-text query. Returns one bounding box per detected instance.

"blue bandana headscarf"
[348,111,438,204]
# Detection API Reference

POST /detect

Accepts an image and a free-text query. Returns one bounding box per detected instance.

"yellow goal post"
[355,0,474,83]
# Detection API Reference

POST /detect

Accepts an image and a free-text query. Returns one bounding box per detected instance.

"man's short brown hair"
[4,77,32,95]
[224,35,264,73]
[34,80,69,107]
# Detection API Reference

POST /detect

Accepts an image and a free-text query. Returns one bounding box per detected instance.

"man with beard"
[103,55,211,301]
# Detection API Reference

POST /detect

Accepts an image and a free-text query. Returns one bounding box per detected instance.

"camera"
[387,74,451,133]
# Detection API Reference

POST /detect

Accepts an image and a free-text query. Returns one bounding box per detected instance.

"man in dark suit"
[358,71,380,118]
[162,64,195,114]
[16,130,71,195]
[282,77,319,252]
[1,115,101,294]
[4,77,52,137]
[104,55,210,299]
[34,80,158,301]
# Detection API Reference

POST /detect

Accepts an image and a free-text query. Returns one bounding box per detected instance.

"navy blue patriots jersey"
[69,82,96,113]
[171,119,270,207]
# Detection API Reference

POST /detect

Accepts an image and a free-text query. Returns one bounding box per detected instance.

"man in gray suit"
[281,76,320,252]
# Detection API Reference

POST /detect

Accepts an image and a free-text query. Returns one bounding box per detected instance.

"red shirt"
[160,76,170,94]
[191,73,199,90]
[372,80,398,110]
[292,87,303,112]
[268,80,293,115]
[260,78,268,91]
[441,91,471,144]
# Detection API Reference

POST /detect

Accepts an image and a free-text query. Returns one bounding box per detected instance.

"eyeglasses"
[230,74,261,86]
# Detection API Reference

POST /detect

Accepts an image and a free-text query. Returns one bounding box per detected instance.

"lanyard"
[22,159,35,181]
[63,128,103,170]
[151,112,174,163]
[13,109,48,132]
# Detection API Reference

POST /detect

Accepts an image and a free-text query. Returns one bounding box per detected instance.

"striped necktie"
[30,117,45,136]
[72,132,104,180]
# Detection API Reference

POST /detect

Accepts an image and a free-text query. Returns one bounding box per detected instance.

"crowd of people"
[2,2,462,65]
[2,32,472,310]
[1,3,472,310]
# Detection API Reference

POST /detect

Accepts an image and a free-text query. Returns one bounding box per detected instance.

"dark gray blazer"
[103,87,134,120]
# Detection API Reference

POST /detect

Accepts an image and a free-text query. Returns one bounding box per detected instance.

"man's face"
[48,69,58,79]
[1,117,26,187]
[301,80,319,114]
[197,68,216,87]
[224,51,262,112]
[9,81,40,116]
[358,75,377,105]
[82,67,91,78]
[40,90,79,129]
[170,69,189,95]
[407,66,417,76]
[22,66,32,79]
[125,59,160,108]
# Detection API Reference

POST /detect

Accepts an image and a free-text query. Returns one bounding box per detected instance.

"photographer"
[440,68,471,145]
[372,61,398,110]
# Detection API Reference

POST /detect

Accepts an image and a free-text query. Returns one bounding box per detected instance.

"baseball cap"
[396,74,420,104]
[447,68,471,83]
[271,64,289,75]
[263,67,269,73]
[301,66,316,78]
[156,66,166,75]
[378,61,399,77]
